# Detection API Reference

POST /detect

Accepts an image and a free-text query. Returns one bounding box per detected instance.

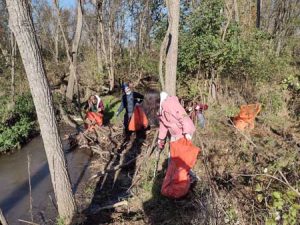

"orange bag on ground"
[85,112,103,130]
[233,103,261,131]
[128,105,149,131]
[161,138,200,198]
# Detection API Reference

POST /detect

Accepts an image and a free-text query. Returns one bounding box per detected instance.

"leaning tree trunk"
[164,0,180,96]
[6,0,77,223]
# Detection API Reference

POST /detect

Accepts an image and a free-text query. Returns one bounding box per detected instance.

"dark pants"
[124,113,132,140]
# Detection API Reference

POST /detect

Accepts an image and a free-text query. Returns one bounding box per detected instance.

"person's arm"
[158,120,168,140]
[172,100,196,137]
[84,101,92,112]
[134,92,144,102]
[98,101,105,113]
[116,97,125,116]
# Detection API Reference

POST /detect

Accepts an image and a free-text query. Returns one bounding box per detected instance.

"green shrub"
[0,117,35,151]
[259,90,284,115]
[0,95,11,122]
[13,93,36,119]
[0,93,37,152]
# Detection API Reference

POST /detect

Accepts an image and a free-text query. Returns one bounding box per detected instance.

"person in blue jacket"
[116,83,144,138]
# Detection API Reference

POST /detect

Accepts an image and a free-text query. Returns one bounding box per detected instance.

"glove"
[157,139,165,149]
[184,133,192,140]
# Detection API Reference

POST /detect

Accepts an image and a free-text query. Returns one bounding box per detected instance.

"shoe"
[189,170,200,184]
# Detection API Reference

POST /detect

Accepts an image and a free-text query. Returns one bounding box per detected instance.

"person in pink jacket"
[157,91,196,148]
[142,90,199,188]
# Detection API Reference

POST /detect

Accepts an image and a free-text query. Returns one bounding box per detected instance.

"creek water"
[0,135,91,225]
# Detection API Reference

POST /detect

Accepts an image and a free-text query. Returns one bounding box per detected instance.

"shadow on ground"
[143,159,212,225]
[82,129,147,224]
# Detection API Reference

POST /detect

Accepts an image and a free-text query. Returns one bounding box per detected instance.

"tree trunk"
[6,0,77,224]
[96,21,103,74]
[158,26,169,91]
[164,0,180,96]
[66,0,83,100]
[10,31,16,103]
[54,9,59,65]
[256,0,261,28]
[222,0,232,41]
[107,0,117,91]
[233,0,239,23]
[94,0,112,90]
[0,42,10,66]
[54,26,59,64]
[108,24,115,91]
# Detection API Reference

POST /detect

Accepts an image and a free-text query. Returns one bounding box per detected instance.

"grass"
[56,217,65,225]
[101,95,123,125]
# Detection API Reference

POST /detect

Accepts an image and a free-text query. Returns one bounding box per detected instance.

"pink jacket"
[159,96,196,140]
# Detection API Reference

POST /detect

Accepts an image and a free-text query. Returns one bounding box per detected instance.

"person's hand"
[184,133,192,140]
[88,100,93,108]
[157,139,165,149]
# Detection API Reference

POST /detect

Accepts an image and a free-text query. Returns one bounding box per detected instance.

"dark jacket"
[117,92,144,117]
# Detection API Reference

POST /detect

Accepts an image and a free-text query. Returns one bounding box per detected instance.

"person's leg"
[124,114,132,141]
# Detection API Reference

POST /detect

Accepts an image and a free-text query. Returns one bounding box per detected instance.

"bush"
[13,93,36,119]
[0,93,37,152]
[259,90,285,115]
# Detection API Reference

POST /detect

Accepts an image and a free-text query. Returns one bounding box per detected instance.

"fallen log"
[90,156,140,180]
[90,200,128,214]
[18,219,39,225]
[59,103,79,129]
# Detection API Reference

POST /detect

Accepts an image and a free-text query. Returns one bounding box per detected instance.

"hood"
[160,91,169,114]
[160,94,181,115]
[94,95,101,107]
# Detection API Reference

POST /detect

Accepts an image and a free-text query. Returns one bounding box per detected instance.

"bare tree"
[256,0,261,28]
[93,0,116,91]
[164,0,180,95]
[6,0,77,223]
[107,0,116,91]
[53,2,59,65]
[96,9,104,74]
[233,0,239,23]
[54,0,83,100]
[10,31,16,103]
[0,42,10,66]
[158,25,169,90]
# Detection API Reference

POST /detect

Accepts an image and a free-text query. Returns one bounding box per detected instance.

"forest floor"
[69,94,300,225]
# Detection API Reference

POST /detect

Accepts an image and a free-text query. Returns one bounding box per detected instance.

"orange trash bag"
[233,103,261,131]
[128,105,149,131]
[161,138,200,198]
[85,112,103,130]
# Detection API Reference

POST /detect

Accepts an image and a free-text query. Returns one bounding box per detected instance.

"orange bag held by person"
[233,103,261,131]
[85,112,103,130]
[128,105,149,131]
[161,138,200,198]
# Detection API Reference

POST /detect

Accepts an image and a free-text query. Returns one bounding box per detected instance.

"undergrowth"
[0,93,38,153]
